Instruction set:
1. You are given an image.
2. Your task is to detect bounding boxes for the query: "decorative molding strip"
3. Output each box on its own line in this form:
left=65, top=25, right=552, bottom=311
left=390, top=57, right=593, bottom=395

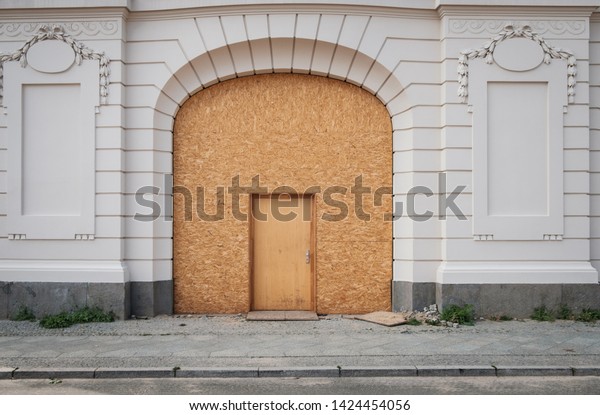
left=543, top=234, right=563, bottom=241
left=448, top=19, right=586, bottom=37
left=8, top=234, right=26, bottom=240
left=0, top=25, right=110, bottom=105
left=474, top=234, right=494, bottom=241
left=457, top=24, right=576, bottom=104
left=74, top=234, right=95, bottom=240
left=0, top=21, right=119, bottom=39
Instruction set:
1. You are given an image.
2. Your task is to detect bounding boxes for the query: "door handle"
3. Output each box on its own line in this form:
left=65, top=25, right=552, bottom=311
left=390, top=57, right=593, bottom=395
left=305, top=249, right=310, bottom=264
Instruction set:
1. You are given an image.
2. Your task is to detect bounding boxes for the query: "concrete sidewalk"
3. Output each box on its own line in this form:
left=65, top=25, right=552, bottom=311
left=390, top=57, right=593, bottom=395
left=0, top=315, right=599, bottom=378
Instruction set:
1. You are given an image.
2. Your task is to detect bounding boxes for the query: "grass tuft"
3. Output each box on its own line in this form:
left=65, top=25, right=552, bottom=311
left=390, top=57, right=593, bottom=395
left=440, top=304, right=475, bottom=325
left=531, top=305, right=555, bottom=322
left=575, top=308, right=600, bottom=323
left=12, top=306, right=36, bottom=322
left=39, top=307, right=115, bottom=329
left=557, top=305, right=573, bottom=320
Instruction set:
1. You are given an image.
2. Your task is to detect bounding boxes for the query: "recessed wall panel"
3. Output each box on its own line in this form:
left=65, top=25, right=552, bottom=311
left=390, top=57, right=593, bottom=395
left=22, top=84, right=82, bottom=216
left=487, top=82, right=548, bottom=217
left=470, top=57, right=566, bottom=240
left=5, top=59, right=98, bottom=239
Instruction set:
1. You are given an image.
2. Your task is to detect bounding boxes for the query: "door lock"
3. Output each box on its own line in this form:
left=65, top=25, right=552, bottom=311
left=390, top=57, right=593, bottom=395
left=305, top=249, right=311, bottom=264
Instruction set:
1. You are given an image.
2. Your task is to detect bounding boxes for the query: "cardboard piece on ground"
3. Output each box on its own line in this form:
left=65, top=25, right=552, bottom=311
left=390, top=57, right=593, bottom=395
left=355, top=311, right=407, bottom=327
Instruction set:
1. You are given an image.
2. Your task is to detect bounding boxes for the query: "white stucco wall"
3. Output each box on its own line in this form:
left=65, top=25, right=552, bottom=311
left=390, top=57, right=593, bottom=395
left=0, top=0, right=599, bottom=315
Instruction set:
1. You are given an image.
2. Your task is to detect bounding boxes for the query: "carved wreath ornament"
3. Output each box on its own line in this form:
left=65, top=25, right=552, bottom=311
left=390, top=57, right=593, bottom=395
left=458, top=24, right=576, bottom=103
left=0, top=24, right=110, bottom=105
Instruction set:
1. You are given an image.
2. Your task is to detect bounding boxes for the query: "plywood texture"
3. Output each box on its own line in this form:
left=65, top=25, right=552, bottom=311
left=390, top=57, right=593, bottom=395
left=252, top=195, right=313, bottom=311
left=173, top=74, right=392, bottom=314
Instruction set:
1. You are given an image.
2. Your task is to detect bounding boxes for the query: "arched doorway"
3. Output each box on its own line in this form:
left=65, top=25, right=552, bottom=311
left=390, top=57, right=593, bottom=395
left=173, top=73, right=392, bottom=314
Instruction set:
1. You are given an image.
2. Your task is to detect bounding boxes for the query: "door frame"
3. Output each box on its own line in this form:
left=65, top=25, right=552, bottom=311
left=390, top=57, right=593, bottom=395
left=248, top=192, right=317, bottom=311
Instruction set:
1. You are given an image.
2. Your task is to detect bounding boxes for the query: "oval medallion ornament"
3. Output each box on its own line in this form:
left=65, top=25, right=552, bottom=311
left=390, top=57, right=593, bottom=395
left=493, top=37, right=544, bottom=72
left=27, top=39, right=75, bottom=73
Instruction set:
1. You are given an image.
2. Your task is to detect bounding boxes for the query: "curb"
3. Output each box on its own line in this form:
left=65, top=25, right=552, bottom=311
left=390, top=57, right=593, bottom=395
left=3, top=366, right=600, bottom=379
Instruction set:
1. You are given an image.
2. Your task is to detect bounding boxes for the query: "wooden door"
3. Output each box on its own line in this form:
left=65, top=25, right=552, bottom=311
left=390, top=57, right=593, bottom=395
left=251, top=194, right=314, bottom=310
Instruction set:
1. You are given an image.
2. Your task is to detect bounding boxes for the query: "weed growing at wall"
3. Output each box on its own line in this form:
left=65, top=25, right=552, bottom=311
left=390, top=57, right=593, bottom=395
left=39, top=307, right=115, bottom=329
left=440, top=304, right=475, bottom=325
left=576, top=308, right=600, bottom=322
left=12, top=306, right=36, bottom=322
left=532, top=305, right=600, bottom=322
left=557, top=305, right=573, bottom=320
left=531, top=305, right=555, bottom=321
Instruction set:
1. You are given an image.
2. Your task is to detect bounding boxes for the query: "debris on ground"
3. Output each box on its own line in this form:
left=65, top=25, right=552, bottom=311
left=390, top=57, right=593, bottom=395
left=354, top=311, right=407, bottom=327
left=347, top=304, right=453, bottom=328
left=405, top=304, right=444, bottom=326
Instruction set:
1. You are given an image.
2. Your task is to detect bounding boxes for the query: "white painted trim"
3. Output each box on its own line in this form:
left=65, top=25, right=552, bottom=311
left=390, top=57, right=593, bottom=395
left=0, top=260, right=129, bottom=283
left=0, top=24, right=111, bottom=105
left=437, top=261, right=599, bottom=284
left=458, top=24, right=576, bottom=104
left=2, top=0, right=597, bottom=12
left=4, top=60, right=98, bottom=239
left=0, top=0, right=436, bottom=11
left=0, top=3, right=595, bottom=290
left=469, top=58, right=566, bottom=240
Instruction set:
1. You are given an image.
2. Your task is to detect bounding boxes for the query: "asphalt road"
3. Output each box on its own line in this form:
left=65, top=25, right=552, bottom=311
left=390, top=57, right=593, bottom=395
left=1, top=376, right=600, bottom=395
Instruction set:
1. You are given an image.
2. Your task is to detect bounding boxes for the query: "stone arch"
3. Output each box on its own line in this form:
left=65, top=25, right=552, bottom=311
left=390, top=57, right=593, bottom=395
left=150, top=35, right=415, bottom=314
left=154, top=38, right=410, bottom=125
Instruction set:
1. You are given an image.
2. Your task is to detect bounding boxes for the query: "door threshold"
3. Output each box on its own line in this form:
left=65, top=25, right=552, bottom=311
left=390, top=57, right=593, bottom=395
left=246, top=311, right=318, bottom=321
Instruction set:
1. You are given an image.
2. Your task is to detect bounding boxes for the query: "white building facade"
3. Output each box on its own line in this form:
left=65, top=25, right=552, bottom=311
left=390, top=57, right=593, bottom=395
left=1, top=0, right=599, bottom=318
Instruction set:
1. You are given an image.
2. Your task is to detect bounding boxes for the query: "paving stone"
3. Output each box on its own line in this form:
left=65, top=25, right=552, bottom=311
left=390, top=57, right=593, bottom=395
left=340, top=366, right=417, bottom=377
left=571, top=367, right=600, bottom=376
left=177, top=367, right=259, bottom=378
left=0, top=317, right=599, bottom=378
left=458, top=366, right=497, bottom=376
left=12, top=367, right=95, bottom=379
left=0, top=367, right=15, bottom=379
left=495, top=366, right=573, bottom=377
left=416, top=366, right=462, bottom=377
left=258, top=367, right=339, bottom=377
left=94, top=367, right=175, bottom=378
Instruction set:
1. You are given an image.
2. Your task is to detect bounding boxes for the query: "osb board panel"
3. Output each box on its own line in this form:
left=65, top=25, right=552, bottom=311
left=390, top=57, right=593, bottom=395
left=316, top=192, right=391, bottom=242
left=173, top=73, right=392, bottom=314
left=316, top=241, right=392, bottom=314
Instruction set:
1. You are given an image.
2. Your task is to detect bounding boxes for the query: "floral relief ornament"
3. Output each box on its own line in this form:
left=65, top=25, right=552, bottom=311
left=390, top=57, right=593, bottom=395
left=0, top=21, right=119, bottom=38
left=0, top=24, right=110, bottom=105
left=457, top=23, right=576, bottom=104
